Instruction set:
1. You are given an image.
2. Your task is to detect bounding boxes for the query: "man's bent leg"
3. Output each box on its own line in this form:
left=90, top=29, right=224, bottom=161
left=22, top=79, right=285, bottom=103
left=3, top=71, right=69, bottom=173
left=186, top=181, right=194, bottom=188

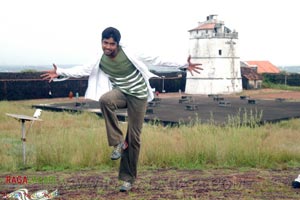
left=99, top=89, right=127, bottom=147
left=119, top=95, right=147, bottom=184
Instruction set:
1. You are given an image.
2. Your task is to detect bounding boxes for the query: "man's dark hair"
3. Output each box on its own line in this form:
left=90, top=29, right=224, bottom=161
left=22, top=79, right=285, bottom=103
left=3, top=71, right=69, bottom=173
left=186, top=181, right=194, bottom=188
left=102, top=27, right=121, bottom=45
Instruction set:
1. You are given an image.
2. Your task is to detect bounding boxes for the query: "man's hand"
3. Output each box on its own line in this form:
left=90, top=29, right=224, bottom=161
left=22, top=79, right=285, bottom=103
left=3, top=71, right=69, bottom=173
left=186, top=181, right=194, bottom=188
left=187, top=55, right=203, bottom=76
left=40, top=64, right=59, bottom=83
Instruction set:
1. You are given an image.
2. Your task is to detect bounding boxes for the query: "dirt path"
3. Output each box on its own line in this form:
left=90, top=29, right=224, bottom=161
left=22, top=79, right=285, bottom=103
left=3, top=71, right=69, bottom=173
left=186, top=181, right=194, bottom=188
left=1, top=168, right=300, bottom=199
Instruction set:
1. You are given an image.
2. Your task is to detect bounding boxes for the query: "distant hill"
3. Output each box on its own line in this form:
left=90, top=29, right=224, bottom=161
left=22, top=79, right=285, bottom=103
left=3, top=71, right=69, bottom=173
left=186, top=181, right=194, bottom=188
left=0, top=64, right=182, bottom=73
left=278, top=66, right=300, bottom=74
left=0, top=65, right=77, bottom=72
left=1, top=64, right=300, bottom=74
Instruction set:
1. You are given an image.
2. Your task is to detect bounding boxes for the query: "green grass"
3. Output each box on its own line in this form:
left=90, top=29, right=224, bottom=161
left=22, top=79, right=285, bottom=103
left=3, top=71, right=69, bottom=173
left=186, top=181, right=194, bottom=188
left=1, top=100, right=300, bottom=171
left=262, top=81, right=300, bottom=91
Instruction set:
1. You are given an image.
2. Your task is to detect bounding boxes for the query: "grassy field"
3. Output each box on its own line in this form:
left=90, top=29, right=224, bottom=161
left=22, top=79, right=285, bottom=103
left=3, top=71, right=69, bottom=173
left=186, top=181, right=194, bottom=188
left=1, top=98, right=300, bottom=172
left=1, top=97, right=300, bottom=199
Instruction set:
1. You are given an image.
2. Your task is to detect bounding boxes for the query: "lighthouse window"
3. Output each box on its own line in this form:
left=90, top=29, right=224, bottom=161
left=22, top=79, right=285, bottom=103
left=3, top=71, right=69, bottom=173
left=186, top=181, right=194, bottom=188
left=218, top=49, right=222, bottom=55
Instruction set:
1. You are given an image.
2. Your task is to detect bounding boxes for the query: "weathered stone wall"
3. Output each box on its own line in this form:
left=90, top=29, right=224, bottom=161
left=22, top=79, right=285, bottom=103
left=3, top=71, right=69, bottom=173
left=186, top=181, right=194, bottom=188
left=0, top=72, right=88, bottom=100
left=0, top=72, right=186, bottom=100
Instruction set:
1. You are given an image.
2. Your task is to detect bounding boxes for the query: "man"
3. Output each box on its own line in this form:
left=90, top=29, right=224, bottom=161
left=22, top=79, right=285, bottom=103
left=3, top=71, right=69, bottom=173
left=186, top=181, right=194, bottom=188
left=292, top=174, right=300, bottom=188
left=41, top=27, right=202, bottom=192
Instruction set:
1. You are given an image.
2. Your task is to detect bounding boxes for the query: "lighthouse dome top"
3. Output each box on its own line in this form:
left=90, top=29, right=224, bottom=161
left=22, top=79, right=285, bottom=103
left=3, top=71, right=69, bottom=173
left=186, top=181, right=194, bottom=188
left=188, top=15, right=238, bottom=39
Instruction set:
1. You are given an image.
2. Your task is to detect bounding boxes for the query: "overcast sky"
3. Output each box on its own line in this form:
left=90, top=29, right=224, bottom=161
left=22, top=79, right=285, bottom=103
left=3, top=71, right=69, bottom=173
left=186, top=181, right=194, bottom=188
left=0, top=0, right=299, bottom=67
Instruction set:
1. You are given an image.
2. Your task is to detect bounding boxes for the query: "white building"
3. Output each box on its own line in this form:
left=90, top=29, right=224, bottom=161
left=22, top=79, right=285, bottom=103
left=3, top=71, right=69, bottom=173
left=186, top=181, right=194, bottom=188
left=185, top=15, right=243, bottom=94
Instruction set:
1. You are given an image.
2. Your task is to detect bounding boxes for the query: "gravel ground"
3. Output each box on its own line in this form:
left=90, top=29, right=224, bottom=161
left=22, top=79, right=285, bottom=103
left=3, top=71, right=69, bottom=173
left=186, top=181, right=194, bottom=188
left=1, top=168, right=300, bottom=199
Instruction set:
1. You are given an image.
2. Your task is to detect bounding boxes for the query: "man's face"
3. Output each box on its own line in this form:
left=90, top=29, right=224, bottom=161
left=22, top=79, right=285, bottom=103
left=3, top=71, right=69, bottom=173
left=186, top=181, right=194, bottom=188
left=102, top=37, right=118, bottom=58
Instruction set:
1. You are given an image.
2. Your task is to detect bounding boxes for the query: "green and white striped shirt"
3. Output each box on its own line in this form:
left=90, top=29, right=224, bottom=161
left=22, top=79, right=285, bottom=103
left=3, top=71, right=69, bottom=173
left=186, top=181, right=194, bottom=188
left=100, top=47, right=148, bottom=99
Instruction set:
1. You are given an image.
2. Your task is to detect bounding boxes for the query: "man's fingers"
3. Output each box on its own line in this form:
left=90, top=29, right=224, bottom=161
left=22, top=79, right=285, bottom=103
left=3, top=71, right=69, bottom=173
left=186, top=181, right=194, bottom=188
left=194, top=63, right=202, bottom=66
left=191, top=64, right=203, bottom=70
left=53, top=63, right=57, bottom=70
left=40, top=73, right=49, bottom=78
left=40, top=72, right=55, bottom=83
left=41, top=74, right=50, bottom=80
left=40, top=70, right=53, bottom=79
left=43, top=75, right=54, bottom=83
left=187, top=66, right=202, bottom=76
left=194, top=66, right=203, bottom=70
left=187, top=68, right=194, bottom=76
left=189, top=68, right=201, bottom=74
left=193, top=69, right=201, bottom=74
left=187, top=55, right=191, bottom=64
left=40, top=64, right=57, bottom=81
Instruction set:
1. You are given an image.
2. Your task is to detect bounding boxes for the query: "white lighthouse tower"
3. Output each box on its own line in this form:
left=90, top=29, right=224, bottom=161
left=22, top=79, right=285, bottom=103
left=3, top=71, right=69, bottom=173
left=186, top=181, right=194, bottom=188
left=185, top=15, right=242, bottom=94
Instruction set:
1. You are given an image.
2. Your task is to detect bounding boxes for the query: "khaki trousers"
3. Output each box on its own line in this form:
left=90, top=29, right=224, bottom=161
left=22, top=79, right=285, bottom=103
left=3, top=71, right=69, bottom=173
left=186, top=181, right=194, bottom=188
left=99, top=89, right=147, bottom=183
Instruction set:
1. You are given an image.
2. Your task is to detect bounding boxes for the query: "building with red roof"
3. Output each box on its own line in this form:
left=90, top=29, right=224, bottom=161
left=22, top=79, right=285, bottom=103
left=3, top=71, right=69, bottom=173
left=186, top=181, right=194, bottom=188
left=243, top=61, right=280, bottom=74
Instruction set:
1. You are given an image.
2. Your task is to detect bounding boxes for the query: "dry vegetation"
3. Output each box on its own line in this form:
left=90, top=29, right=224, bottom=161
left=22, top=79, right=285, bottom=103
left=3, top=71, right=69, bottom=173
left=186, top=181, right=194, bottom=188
left=1, top=89, right=300, bottom=199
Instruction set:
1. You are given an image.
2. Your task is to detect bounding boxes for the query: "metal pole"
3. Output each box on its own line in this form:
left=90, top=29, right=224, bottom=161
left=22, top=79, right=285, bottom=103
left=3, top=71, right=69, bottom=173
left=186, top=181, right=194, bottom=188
left=21, top=119, right=26, bottom=165
left=162, top=76, right=165, bottom=93
left=285, top=73, right=287, bottom=86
